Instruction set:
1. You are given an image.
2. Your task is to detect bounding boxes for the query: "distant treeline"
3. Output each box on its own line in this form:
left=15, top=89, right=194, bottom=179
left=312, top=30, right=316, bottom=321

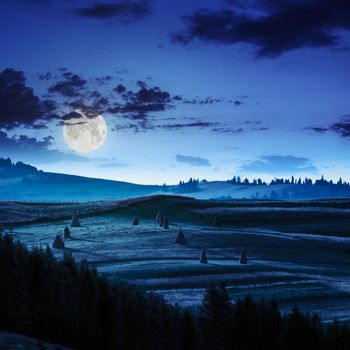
left=1, top=234, right=349, bottom=350
left=177, top=178, right=200, bottom=193
left=228, top=175, right=350, bottom=187
left=0, top=157, right=38, bottom=174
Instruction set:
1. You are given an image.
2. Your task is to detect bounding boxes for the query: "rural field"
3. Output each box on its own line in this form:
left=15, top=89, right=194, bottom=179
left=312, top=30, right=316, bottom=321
left=2, top=195, right=350, bottom=324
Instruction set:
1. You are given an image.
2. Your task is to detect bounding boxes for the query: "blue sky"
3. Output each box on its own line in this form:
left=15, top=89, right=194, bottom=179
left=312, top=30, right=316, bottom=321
left=1, top=0, right=350, bottom=184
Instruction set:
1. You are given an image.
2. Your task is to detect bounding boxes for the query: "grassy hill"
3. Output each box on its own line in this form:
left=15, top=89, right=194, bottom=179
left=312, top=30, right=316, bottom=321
left=0, top=170, right=162, bottom=201
left=3, top=195, right=350, bottom=325
left=2, top=157, right=350, bottom=201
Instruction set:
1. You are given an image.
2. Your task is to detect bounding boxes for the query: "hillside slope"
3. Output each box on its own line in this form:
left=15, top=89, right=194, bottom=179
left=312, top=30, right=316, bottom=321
left=0, top=170, right=162, bottom=201
left=1, top=157, right=350, bottom=201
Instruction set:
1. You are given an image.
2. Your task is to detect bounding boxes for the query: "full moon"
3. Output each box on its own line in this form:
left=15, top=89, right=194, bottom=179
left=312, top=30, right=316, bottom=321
left=63, top=111, right=108, bottom=153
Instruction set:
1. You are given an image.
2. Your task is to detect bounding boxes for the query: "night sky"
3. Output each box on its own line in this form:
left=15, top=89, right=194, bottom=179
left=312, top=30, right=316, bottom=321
left=1, top=0, right=350, bottom=184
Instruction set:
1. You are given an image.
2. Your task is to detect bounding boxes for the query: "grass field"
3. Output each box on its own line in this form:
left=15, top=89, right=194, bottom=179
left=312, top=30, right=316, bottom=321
left=2, top=195, right=350, bottom=323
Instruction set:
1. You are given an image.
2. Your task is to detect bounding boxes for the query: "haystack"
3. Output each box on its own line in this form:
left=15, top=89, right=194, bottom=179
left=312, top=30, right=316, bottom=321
left=163, top=217, right=169, bottom=229
left=156, top=211, right=163, bottom=224
left=213, top=216, right=219, bottom=227
left=52, top=234, right=64, bottom=249
left=239, top=248, right=247, bottom=264
left=71, top=215, right=80, bottom=227
left=159, top=215, right=165, bottom=227
left=64, top=226, right=70, bottom=239
left=174, top=231, right=186, bottom=245
left=200, top=250, right=208, bottom=264
left=132, top=217, right=139, bottom=225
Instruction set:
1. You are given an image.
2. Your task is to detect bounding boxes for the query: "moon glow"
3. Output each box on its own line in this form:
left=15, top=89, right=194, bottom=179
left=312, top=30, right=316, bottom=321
left=63, top=111, right=108, bottom=153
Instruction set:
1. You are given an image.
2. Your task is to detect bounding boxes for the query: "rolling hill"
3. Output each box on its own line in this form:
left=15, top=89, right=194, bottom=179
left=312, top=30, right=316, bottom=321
left=2, top=157, right=350, bottom=201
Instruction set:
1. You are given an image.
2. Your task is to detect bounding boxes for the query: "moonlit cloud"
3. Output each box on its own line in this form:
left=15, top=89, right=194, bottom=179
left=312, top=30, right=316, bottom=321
left=176, top=154, right=211, bottom=167
left=240, top=155, right=318, bottom=175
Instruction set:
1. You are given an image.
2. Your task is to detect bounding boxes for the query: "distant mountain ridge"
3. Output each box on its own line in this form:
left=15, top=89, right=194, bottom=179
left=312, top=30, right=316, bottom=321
left=1, top=157, right=350, bottom=201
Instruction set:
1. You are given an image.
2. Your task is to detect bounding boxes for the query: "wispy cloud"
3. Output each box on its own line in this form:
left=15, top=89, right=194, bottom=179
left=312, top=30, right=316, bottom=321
left=176, top=154, right=211, bottom=167
left=72, top=1, right=151, bottom=21
left=0, top=130, right=87, bottom=163
left=240, top=155, right=318, bottom=174
left=306, top=115, right=350, bottom=139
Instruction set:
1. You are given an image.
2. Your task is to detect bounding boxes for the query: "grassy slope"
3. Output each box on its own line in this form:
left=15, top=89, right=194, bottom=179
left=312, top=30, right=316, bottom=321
left=4, top=195, right=350, bottom=322
left=0, top=171, right=161, bottom=201
left=0, top=331, right=71, bottom=350
left=3, top=194, right=350, bottom=234
left=2, top=166, right=350, bottom=202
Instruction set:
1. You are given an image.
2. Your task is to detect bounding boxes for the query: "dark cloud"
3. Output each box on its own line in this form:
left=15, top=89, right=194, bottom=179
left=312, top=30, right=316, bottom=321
left=182, top=97, right=223, bottom=105
left=240, top=155, right=317, bottom=174
left=161, top=121, right=219, bottom=131
left=61, top=111, right=84, bottom=121
left=0, top=0, right=49, bottom=4
left=224, top=0, right=315, bottom=12
left=176, top=154, right=211, bottom=167
left=46, top=75, right=176, bottom=125
left=114, top=84, right=127, bottom=94
left=43, top=70, right=229, bottom=129
left=212, top=123, right=268, bottom=134
left=48, top=72, right=87, bottom=97
left=211, top=127, right=243, bottom=134
left=109, top=81, right=175, bottom=119
left=108, top=83, right=232, bottom=122
left=0, top=68, right=56, bottom=129
left=174, top=0, right=350, bottom=57
left=36, top=69, right=237, bottom=135
left=115, top=82, right=171, bottom=105
left=306, top=116, right=350, bottom=138
left=113, top=119, right=219, bottom=134
left=253, top=127, right=269, bottom=131
left=113, top=120, right=154, bottom=133
left=91, top=97, right=110, bottom=111
left=72, top=1, right=151, bottom=21
left=305, top=126, right=329, bottom=134
left=113, top=115, right=268, bottom=134
left=95, top=75, right=114, bottom=85
left=330, top=119, right=350, bottom=138
left=38, top=72, right=53, bottom=81
left=0, top=130, right=87, bottom=163
left=0, top=131, right=53, bottom=150
left=57, top=108, right=102, bottom=127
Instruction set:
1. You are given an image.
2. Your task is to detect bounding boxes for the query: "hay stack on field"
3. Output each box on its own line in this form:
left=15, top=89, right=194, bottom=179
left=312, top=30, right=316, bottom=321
left=132, top=217, right=139, bottom=225
left=156, top=212, right=163, bottom=224
left=239, top=249, right=247, bottom=264
left=64, top=226, right=70, bottom=239
left=175, top=231, right=186, bottom=245
left=200, top=250, right=208, bottom=264
left=52, top=234, right=64, bottom=249
left=163, top=217, right=169, bottom=229
left=159, top=215, right=165, bottom=227
left=71, top=215, right=80, bottom=227
left=213, top=216, right=219, bottom=227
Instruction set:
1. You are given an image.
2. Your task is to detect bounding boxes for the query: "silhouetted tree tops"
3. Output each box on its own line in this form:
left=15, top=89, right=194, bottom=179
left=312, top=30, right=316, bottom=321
left=178, top=178, right=200, bottom=193
left=1, top=234, right=349, bottom=350
left=228, top=175, right=350, bottom=187
left=0, top=156, right=38, bottom=172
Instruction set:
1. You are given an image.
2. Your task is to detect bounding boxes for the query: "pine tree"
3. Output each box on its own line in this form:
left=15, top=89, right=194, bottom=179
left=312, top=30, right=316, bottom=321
left=200, top=284, right=233, bottom=350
